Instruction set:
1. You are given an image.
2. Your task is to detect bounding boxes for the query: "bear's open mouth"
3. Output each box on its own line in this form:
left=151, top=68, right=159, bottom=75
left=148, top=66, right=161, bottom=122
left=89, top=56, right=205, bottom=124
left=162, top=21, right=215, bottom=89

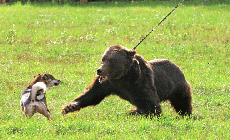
left=99, top=76, right=108, bottom=83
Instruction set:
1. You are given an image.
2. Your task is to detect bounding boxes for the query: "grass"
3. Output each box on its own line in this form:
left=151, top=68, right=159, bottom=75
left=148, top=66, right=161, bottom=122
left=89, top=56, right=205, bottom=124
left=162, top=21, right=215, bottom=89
left=0, top=0, right=229, bottom=139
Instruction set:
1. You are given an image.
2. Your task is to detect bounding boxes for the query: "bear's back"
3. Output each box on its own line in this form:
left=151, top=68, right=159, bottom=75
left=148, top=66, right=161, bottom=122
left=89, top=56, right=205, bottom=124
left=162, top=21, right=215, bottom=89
left=148, top=59, right=187, bottom=101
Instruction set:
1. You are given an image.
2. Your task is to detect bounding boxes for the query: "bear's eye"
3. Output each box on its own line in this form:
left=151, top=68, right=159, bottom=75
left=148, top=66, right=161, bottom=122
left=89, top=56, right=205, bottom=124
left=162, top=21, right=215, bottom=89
left=109, top=58, right=116, bottom=63
left=101, top=57, right=107, bottom=63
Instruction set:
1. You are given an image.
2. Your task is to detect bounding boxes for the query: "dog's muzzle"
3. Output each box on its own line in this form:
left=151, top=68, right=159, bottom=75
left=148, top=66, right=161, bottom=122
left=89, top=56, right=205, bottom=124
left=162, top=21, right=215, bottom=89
left=54, top=80, right=61, bottom=86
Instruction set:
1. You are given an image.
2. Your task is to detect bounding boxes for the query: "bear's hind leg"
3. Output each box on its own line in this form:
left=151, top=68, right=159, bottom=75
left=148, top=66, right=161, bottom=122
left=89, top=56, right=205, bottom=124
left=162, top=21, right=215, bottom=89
left=169, top=83, right=192, bottom=116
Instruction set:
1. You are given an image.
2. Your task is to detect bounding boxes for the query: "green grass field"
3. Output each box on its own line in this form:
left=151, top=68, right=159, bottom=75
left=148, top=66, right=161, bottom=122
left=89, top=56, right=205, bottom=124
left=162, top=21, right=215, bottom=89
left=0, top=1, right=229, bottom=139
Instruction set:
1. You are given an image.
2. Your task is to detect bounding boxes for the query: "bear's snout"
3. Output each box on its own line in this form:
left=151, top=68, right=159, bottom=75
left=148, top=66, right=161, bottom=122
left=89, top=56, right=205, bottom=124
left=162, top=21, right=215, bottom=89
left=97, top=69, right=103, bottom=75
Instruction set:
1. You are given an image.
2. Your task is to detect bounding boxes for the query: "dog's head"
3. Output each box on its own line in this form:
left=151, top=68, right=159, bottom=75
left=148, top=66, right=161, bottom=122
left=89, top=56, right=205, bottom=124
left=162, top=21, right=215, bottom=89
left=97, top=45, right=136, bottom=83
left=33, top=73, right=61, bottom=87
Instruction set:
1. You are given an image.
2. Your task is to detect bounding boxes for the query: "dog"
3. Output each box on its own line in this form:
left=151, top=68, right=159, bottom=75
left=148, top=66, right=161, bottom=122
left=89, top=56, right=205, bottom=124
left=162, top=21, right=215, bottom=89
left=20, top=73, right=60, bottom=120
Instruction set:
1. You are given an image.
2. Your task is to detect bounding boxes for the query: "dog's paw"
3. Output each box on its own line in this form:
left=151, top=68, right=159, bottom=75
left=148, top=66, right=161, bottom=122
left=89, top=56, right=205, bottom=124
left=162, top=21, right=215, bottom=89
left=61, top=102, right=80, bottom=115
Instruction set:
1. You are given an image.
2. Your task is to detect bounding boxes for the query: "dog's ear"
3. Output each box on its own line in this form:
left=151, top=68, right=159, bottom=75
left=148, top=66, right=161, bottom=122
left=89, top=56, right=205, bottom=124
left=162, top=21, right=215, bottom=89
left=34, top=74, right=40, bottom=78
left=42, top=74, right=48, bottom=80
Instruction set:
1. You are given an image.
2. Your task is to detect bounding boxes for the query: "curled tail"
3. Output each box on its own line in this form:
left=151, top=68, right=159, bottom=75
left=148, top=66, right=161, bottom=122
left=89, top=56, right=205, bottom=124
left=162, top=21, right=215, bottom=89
left=31, top=82, right=46, bottom=102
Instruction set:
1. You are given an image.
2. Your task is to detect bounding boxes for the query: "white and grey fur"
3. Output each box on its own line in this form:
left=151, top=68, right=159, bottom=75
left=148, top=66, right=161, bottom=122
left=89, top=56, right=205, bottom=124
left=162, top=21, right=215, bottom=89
left=20, top=73, right=60, bottom=120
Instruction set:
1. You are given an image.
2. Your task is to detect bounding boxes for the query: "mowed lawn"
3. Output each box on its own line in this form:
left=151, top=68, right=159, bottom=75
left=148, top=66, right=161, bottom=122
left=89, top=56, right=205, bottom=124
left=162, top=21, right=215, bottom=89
left=0, top=1, right=229, bottom=139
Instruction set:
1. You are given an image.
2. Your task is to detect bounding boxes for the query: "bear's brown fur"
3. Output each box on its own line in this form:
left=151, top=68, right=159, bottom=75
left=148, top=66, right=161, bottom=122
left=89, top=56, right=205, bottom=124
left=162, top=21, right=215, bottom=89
left=62, top=45, right=192, bottom=116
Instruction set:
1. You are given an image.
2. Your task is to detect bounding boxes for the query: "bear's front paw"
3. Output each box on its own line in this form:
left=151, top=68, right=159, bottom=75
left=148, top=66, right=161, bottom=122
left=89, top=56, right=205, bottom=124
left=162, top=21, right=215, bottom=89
left=61, top=102, right=80, bottom=115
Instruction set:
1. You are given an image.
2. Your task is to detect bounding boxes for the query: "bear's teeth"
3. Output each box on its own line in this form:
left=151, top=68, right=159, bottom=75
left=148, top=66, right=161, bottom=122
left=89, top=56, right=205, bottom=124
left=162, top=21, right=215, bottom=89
left=99, top=76, right=103, bottom=83
left=99, top=76, right=108, bottom=83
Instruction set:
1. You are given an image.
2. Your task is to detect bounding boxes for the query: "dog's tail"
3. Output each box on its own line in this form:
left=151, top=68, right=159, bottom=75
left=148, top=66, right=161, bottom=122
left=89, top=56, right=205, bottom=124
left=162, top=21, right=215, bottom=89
left=31, top=82, right=46, bottom=102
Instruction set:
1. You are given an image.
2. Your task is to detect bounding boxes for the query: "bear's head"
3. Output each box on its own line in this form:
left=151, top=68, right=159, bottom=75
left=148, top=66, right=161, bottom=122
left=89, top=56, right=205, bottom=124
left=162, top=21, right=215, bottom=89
left=97, top=45, right=136, bottom=83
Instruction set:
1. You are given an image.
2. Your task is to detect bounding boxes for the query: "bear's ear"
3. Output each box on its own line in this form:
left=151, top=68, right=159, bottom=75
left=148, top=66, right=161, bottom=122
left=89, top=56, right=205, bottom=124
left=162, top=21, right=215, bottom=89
left=127, top=49, right=136, bottom=57
left=133, top=59, right=142, bottom=84
left=133, top=59, right=140, bottom=70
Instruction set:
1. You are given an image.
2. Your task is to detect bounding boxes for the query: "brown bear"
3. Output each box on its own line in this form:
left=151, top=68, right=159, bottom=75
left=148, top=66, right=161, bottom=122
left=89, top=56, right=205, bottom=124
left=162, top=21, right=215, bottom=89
left=62, top=45, right=192, bottom=116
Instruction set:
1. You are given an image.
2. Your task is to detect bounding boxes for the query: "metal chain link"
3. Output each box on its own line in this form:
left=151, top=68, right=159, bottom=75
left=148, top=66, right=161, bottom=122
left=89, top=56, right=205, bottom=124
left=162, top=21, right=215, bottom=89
left=132, top=0, right=185, bottom=50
